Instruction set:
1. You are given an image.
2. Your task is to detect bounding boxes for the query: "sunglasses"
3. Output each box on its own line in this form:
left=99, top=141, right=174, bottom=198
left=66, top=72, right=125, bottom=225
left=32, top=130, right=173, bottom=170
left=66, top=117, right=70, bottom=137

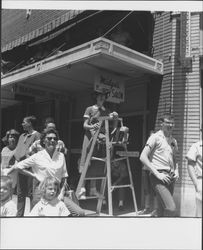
left=46, top=137, right=58, bottom=141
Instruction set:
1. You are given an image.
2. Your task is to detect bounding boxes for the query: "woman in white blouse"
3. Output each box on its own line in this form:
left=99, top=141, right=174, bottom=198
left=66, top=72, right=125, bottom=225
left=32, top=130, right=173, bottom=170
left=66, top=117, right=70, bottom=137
left=7, top=128, right=84, bottom=216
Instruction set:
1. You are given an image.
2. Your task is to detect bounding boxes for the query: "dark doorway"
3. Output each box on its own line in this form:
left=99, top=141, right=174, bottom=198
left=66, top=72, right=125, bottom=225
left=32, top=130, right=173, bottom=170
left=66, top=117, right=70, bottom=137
left=123, top=114, right=144, bottom=209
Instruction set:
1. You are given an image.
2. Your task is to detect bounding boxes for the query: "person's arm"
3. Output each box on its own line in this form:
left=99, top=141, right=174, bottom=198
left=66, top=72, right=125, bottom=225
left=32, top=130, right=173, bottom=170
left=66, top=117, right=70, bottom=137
left=187, top=160, right=201, bottom=193
left=140, top=146, right=171, bottom=184
left=83, top=118, right=100, bottom=131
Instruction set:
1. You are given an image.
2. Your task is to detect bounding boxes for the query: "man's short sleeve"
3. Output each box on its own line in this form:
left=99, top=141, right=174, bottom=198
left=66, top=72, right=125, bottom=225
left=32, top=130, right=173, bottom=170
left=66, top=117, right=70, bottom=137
left=145, top=133, right=157, bottom=150
left=83, top=106, right=92, bottom=119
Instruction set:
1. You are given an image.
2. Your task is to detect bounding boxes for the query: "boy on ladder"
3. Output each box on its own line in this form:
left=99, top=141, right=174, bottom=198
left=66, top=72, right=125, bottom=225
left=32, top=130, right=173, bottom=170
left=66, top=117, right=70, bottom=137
left=78, top=90, right=118, bottom=198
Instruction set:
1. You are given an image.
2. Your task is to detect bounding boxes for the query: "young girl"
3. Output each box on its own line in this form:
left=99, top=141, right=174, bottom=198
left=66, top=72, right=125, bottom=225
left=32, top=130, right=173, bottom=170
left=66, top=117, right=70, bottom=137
left=0, top=176, right=17, bottom=217
left=29, top=177, right=70, bottom=216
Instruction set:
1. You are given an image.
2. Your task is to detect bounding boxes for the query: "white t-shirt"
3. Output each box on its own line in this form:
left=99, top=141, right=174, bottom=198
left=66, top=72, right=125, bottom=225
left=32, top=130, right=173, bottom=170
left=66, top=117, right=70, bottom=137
left=16, top=149, right=68, bottom=183
left=0, top=199, right=17, bottom=217
left=186, top=140, right=202, bottom=178
left=145, top=130, right=178, bottom=171
left=29, top=198, right=70, bottom=216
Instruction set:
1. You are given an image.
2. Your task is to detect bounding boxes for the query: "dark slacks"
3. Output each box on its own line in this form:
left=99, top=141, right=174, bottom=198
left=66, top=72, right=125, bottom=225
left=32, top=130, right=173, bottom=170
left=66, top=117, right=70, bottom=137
left=149, top=173, right=176, bottom=217
left=17, top=173, right=33, bottom=217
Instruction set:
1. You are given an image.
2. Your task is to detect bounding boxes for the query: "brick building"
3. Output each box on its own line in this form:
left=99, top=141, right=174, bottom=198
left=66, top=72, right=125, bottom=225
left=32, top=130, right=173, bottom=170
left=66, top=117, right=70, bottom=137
left=1, top=9, right=202, bottom=216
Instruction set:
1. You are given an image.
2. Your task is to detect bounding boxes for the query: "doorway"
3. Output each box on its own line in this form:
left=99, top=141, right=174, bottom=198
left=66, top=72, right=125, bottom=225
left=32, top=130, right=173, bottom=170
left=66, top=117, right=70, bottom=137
left=123, top=114, right=144, bottom=209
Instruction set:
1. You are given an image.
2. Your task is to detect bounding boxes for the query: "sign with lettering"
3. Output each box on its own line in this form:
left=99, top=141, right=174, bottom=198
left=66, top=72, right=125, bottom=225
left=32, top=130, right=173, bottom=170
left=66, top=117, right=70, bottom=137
left=12, top=83, right=68, bottom=100
left=180, top=12, right=191, bottom=59
left=94, top=71, right=125, bottom=103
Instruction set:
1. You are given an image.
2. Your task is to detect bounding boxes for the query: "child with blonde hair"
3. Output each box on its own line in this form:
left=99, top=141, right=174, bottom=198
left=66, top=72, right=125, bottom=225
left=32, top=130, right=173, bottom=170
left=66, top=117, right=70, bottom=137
left=0, top=175, right=17, bottom=217
left=29, top=177, right=70, bottom=216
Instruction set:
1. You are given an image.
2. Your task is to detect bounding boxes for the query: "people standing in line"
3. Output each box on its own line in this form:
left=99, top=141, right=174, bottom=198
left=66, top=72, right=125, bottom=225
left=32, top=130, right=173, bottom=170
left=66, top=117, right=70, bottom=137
left=1, top=129, right=20, bottom=191
left=140, top=113, right=179, bottom=217
left=29, top=117, right=67, bottom=155
left=186, top=127, right=202, bottom=217
left=29, top=177, right=70, bottom=217
left=79, top=90, right=118, bottom=197
left=0, top=176, right=17, bottom=217
left=14, top=115, right=41, bottom=217
left=7, top=128, right=85, bottom=216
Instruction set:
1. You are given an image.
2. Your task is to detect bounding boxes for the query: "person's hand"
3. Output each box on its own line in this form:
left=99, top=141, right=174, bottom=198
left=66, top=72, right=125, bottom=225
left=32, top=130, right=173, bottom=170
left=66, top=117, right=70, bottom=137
left=156, top=172, right=171, bottom=184
left=109, top=112, right=118, bottom=119
left=92, top=123, right=100, bottom=131
left=195, top=182, right=202, bottom=194
left=174, top=169, right=179, bottom=181
left=33, top=173, right=40, bottom=182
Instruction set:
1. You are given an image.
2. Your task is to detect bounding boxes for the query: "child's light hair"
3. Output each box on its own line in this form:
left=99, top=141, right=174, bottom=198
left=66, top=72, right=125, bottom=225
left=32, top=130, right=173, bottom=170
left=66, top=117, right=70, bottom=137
left=0, top=175, right=13, bottom=196
left=39, top=177, right=61, bottom=198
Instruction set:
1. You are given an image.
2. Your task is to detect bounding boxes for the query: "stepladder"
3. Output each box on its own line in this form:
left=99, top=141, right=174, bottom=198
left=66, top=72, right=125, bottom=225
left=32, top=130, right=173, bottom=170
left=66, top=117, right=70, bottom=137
left=76, top=116, right=138, bottom=216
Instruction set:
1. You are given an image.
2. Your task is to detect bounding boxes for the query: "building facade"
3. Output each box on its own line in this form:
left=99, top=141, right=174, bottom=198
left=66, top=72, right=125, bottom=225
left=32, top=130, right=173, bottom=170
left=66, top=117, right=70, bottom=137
left=1, top=9, right=202, bottom=216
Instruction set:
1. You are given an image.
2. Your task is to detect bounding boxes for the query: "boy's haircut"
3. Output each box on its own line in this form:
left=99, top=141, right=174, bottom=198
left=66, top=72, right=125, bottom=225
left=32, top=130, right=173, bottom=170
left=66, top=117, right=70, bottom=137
left=39, top=177, right=61, bottom=197
left=1, top=175, right=13, bottom=192
left=159, top=113, right=174, bottom=122
left=24, top=115, right=37, bottom=128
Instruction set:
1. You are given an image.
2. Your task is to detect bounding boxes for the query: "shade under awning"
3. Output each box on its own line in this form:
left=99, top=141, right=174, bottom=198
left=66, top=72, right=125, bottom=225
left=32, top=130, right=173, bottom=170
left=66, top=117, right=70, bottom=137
left=1, top=38, right=163, bottom=101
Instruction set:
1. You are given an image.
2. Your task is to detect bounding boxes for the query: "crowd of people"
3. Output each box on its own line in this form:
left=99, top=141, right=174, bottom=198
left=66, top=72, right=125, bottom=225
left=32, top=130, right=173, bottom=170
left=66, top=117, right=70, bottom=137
left=0, top=92, right=202, bottom=218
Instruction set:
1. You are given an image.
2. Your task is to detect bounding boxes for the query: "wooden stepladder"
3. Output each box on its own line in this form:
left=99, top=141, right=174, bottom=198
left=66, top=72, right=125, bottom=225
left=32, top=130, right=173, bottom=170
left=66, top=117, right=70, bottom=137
left=76, top=116, right=138, bottom=216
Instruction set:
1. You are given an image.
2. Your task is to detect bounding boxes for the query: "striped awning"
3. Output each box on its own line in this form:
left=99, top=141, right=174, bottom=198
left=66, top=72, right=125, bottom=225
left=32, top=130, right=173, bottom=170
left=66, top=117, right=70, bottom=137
left=2, top=10, right=85, bottom=53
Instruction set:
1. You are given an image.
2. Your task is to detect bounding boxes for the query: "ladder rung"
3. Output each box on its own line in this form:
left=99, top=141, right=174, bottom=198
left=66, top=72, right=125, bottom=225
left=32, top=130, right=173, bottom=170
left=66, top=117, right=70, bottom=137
left=91, top=157, right=106, bottom=162
left=79, top=195, right=105, bottom=200
left=84, top=177, right=106, bottom=180
left=111, top=184, right=132, bottom=189
left=111, top=157, right=127, bottom=162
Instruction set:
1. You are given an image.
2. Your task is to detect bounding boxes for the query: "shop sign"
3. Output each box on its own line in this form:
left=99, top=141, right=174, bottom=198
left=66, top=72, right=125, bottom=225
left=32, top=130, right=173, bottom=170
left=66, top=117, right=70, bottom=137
left=12, top=83, right=68, bottom=100
left=94, top=71, right=125, bottom=103
left=180, top=12, right=191, bottom=59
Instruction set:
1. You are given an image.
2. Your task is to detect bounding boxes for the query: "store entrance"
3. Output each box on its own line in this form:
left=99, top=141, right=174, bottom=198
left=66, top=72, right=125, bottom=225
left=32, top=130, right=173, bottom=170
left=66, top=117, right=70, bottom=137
left=123, top=114, right=144, bottom=209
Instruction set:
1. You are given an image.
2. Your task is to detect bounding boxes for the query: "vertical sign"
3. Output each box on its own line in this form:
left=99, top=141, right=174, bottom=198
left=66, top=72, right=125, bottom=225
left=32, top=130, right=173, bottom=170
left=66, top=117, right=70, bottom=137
left=180, top=12, right=191, bottom=59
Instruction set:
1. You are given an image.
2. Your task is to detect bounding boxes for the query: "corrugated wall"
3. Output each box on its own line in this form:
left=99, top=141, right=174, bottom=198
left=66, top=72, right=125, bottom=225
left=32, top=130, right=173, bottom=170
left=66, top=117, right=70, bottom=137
left=152, top=12, right=173, bottom=127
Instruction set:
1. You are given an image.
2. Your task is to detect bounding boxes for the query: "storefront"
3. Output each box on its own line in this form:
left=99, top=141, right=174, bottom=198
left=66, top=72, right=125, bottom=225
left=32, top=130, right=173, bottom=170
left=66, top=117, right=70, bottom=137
left=1, top=37, right=163, bottom=209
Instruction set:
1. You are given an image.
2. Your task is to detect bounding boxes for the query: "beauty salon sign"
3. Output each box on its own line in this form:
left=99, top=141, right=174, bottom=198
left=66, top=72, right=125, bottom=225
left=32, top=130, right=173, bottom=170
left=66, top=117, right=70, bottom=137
left=94, top=71, right=125, bottom=103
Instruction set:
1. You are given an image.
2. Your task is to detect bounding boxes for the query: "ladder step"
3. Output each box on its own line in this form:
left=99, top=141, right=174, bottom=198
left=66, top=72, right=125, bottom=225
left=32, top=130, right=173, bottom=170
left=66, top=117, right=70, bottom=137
left=79, top=195, right=105, bottom=200
left=111, top=157, right=127, bottom=162
left=91, top=157, right=106, bottom=162
left=84, top=177, right=106, bottom=180
left=111, top=184, right=132, bottom=189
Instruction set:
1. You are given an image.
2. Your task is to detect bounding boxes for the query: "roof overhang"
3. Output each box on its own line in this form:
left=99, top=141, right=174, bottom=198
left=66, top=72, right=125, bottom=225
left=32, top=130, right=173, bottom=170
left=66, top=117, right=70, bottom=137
left=1, top=38, right=163, bottom=95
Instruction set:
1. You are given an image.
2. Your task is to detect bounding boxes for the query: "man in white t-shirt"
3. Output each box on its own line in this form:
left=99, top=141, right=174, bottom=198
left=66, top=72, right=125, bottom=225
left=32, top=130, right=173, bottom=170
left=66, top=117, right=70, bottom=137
left=186, top=128, right=202, bottom=217
left=140, top=113, right=179, bottom=217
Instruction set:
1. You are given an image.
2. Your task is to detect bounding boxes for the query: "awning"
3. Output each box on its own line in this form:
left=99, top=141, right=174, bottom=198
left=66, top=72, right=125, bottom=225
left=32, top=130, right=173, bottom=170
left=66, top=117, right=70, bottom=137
left=2, top=10, right=86, bottom=52
left=1, top=38, right=163, bottom=102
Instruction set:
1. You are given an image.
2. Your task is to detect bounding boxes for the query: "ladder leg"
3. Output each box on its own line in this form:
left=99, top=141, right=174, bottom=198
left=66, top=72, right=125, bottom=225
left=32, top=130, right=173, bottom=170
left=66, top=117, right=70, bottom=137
left=124, top=144, right=138, bottom=213
left=96, top=177, right=107, bottom=214
left=76, top=123, right=102, bottom=198
left=105, top=119, right=113, bottom=216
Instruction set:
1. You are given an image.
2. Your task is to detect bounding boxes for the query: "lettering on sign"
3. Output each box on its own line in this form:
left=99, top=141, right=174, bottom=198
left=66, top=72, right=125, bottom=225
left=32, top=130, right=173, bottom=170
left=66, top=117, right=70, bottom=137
left=94, top=71, right=125, bottom=103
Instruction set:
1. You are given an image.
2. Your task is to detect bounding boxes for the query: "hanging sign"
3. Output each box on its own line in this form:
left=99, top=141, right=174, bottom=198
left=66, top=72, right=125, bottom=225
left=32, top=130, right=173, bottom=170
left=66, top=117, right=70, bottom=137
left=94, top=71, right=125, bottom=103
